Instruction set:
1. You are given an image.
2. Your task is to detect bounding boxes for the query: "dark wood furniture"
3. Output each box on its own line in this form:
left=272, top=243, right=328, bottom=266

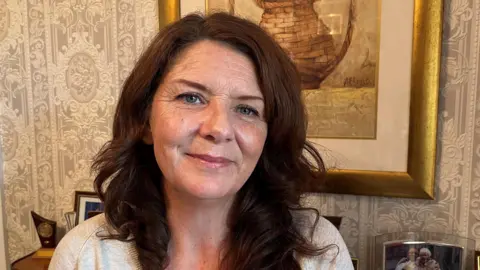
left=12, top=248, right=54, bottom=270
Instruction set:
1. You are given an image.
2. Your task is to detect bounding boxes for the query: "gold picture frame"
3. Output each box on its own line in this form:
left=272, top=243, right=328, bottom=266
left=157, top=0, right=442, bottom=199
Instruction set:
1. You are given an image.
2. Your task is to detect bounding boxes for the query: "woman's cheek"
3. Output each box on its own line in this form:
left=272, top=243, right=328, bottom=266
left=233, top=120, right=267, bottom=150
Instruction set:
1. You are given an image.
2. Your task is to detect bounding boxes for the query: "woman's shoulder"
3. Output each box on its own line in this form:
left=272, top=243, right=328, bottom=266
left=62, top=213, right=109, bottom=243
left=293, top=210, right=354, bottom=270
left=292, top=209, right=342, bottom=242
left=49, top=214, right=138, bottom=269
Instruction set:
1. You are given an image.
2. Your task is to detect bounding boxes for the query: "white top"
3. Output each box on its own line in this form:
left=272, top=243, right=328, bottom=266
left=49, top=213, right=354, bottom=270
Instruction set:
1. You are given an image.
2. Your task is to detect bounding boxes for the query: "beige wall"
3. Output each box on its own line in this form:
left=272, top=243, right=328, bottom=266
left=0, top=146, right=10, bottom=269
left=0, top=0, right=480, bottom=269
left=0, top=0, right=159, bottom=262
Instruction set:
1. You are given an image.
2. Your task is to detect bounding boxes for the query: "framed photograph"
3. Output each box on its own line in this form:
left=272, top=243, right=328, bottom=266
left=374, top=232, right=475, bottom=270
left=384, top=242, right=463, bottom=270
left=73, top=191, right=104, bottom=225
left=158, top=0, right=442, bottom=198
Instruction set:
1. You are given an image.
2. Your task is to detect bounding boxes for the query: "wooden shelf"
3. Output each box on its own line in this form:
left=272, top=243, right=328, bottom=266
left=12, top=248, right=54, bottom=270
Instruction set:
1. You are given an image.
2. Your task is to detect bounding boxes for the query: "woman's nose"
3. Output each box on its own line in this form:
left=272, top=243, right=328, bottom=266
left=198, top=103, right=234, bottom=143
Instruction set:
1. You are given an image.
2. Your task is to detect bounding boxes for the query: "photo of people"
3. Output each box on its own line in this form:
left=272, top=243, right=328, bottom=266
left=74, top=191, right=104, bottom=224
left=84, top=201, right=104, bottom=220
left=385, top=242, right=463, bottom=270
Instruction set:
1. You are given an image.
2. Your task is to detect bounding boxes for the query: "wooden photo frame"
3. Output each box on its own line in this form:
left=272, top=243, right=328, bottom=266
left=73, top=191, right=104, bottom=225
left=475, top=250, right=480, bottom=270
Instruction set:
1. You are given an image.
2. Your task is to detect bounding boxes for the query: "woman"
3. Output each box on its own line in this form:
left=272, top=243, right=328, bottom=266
left=415, top=248, right=440, bottom=270
left=50, top=12, right=353, bottom=269
left=395, top=247, right=417, bottom=270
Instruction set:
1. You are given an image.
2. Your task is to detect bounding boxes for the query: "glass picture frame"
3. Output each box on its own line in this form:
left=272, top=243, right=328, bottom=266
left=374, top=231, right=475, bottom=270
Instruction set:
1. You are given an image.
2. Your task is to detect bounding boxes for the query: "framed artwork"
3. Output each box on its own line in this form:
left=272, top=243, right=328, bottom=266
left=475, top=251, right=480, bottom=270
left=73, top=191, right=104, bottom=225
left=158, top=0, right=442, bottom=198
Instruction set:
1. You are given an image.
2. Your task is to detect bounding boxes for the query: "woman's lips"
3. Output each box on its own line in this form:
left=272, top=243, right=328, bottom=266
left=186, top=153, right=233, bottom=168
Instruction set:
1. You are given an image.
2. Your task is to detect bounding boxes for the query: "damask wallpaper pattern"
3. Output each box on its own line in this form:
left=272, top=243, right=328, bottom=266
left=0, top=0, right=479, bottom=269
left=0, top=0, right=159, bottom=262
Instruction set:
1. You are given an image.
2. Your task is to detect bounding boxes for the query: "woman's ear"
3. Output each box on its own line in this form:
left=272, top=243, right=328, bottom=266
left=142, top=126, right=153, bottom=145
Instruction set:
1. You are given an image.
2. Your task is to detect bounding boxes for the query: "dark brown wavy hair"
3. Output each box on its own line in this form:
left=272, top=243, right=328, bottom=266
left=92, top=12, right=331, bottom=270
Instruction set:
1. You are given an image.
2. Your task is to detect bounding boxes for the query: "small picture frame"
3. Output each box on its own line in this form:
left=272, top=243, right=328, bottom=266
left=374, top=231, right=475, bottom=270
left=74, top=191, right=104, bottom=225
left=384, top=241, right=462, bottom=270
left=351, top=257, right=359, bottom=270
left=475, top=250, right=480, bottom=270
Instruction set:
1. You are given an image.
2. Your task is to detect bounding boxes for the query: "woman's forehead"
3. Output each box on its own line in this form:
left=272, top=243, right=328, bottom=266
left=162, top=40, right=262, bottom=96
left=170, top=41, right=255, bottom=75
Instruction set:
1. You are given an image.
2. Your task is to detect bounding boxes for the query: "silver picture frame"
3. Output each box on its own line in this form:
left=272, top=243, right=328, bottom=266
left=374, top=231, right=475, bottom=270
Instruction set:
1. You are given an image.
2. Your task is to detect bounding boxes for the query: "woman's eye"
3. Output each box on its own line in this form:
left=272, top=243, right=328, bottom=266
left=177, top=93, right=203, bottom=104
left=237, top=105, right=259, bottom=117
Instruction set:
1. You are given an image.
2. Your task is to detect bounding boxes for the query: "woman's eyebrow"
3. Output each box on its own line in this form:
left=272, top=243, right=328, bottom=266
left=170, top=79, right=210, bottom=93
left=170, top=78, right=263, bottom=101
left=234, top=95, right=264, bottom=102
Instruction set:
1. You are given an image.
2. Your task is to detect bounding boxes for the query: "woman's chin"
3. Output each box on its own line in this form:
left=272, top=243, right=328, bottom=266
left=185, top=187, right=236, bottom=201
left=178, top=180, right=239, bottom=201
left=165, top=170, right=241, bottom=200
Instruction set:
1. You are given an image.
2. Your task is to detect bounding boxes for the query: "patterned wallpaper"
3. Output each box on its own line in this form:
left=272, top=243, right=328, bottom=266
left=0, top=0, right=159, bottom=262
left=0, top=0, right=479, bottom=269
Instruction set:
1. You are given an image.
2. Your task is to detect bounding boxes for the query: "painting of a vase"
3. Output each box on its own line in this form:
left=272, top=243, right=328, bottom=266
left=255, top=0, right=354, bottom=89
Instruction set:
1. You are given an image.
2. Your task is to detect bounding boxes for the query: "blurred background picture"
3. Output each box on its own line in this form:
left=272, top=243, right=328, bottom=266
left=385, top=243, right=463, bottom=270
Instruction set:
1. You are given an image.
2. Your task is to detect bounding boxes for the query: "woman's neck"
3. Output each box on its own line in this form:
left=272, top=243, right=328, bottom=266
left=164, top=186, right=234, bottom=269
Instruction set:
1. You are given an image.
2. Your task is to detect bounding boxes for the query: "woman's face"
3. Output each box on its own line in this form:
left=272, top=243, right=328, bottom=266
left=146, top=40, right=268, bottom=201
left=408, top=247, right=417, bottom=261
